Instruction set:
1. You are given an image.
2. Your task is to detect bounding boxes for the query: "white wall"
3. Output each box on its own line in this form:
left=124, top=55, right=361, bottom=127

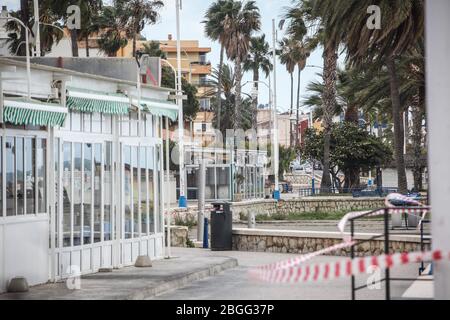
left=427, top=0, right=450, bottom=299
left=0, top=215, right=49, bottom=293
left=381, top=168, right=427, bottom=190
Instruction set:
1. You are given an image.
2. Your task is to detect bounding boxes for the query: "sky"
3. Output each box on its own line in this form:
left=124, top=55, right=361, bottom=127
left=4, top=0, right=324, bottom=113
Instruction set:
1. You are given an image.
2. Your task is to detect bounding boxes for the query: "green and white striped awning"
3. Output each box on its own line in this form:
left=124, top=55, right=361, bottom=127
left=2, top=98, right=67, bottom=127
left=132, top=97, right=179, bottom=121
left=66, top=87, right=131, bottom=115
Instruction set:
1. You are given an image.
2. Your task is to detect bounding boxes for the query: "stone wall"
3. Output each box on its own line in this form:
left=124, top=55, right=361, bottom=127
left=231, top=198, right=385, bottom=222
left=170, top=198, right=385, bottom=224
left=165, top=226, right=189, bottom=248
left=232, top=229, right=429, bottom=257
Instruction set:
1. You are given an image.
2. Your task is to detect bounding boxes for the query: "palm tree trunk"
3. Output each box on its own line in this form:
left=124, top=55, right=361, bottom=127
left=295, top=67, right=301, bottom=147
left=70, top=29, right=79, bottom=57
left=133, top=34, right=137, bottom=57
left=19, top=0, right=30, bottom=57
left=85, top=35, right=90, bottom=57
left=412, top=90, right=425, bottom=191
left=252, top=67, right=259, bottom=131
left=386, top=56, right=408, bottom=193
left=234, top=57, right=243, bottom=130
left=344, top=104, right=359, bottom=124
left=216, top=45, right=225, bottom=134
left=321, top=46, right=338, bottom=190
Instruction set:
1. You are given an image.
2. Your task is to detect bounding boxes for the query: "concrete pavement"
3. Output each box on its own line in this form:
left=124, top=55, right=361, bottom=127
left=153, top=249, right=426, bottom=300
left=0, top=248, right=237, bottom=300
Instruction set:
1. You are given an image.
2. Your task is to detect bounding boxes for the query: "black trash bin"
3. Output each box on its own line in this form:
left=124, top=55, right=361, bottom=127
left=210, top=202, right=233, bottom=251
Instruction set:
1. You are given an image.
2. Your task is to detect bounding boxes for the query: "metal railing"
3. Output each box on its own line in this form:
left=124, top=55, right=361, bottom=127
left=349, top=206, right=431, bottom=300
left=298, top=187, right=399, bottom=198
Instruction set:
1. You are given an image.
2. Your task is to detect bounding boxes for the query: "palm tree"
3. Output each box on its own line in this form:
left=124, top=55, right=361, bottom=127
left=294, top=42, right=310, bottom=147
left=326, top=0, right=424, bottom=193
left=119, top=0, right=164, bottom=57
left=203, top=0, right=238, bottom=132
left=278, top=37, right=298, bottom=146
left=141, top=41, right=167, bottom=59
left=221, top=0, right=261, bottom=130
left=243, top=35, right=273, bottom=130
left=77, top=0, right=103, bottom=57
left=96, top=4, right=129, bottom=57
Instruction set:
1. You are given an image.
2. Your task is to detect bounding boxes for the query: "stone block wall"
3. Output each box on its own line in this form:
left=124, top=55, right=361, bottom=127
left=165, top=226, right=189, bottom=248
left=232, top=229, right=429, bottom=257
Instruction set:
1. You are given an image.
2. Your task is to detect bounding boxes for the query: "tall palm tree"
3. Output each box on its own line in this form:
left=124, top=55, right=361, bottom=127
left=284, top=0, right=345, bottom=189
left=327, top=0, right=424, bottom=193
left=77, top=0, right=103, bottom=57
left=278, top=37, right=301, bottom=146
left=243, top=35, right=273, bottom=130
left=222, top=0, right=261, bottom=130
left=203, top=0, right=238, bottom=132
left=294, top=42, right=310, bottom=146
left=96, top=4, right=129, bottom=57
left=119, top=0, right=164, bottom=57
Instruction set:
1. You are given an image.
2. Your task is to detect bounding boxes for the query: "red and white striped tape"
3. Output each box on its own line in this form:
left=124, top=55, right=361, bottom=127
left=250, top=250, right=446, bottom=284
left=250, top=193, right=430, bottom=281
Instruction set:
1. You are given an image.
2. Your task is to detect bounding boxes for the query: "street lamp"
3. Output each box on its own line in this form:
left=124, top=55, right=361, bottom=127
left=175, top=0, right=187, bottom=208
left=272, top=19, right=280, bottom=201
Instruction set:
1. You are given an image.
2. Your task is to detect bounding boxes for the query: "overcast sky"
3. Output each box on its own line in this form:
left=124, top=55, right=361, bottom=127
left=4, top=0, right=324, bottom=113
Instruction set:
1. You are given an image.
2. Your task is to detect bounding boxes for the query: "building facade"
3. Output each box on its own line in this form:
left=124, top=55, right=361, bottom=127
left=0, top=58, right=177, bottom=292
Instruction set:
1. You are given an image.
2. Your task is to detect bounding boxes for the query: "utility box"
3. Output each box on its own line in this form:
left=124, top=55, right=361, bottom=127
left=210, top=202, right=233, bottom=251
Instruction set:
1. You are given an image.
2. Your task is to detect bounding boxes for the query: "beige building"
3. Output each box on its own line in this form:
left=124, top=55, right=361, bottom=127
left=257, top=108, right=291, bottom=148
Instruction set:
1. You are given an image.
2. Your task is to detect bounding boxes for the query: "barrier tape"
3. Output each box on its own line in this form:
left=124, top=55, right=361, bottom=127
left=249, top=250, right=445, bottom=284
left=250, top=193, right=430, bottom=281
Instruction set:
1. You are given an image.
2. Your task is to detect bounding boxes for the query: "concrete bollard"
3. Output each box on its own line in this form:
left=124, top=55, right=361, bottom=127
left=7, top=277, right=29, bottom=293
left=135, top=255, right=153, bottom=268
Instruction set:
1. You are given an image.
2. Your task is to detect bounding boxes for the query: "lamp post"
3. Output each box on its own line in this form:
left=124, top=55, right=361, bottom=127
left=33, top=0, right=41, bottom=57
left=175, top=0, right=187, bottom=208
left=272, top=19, right=280, bottom=201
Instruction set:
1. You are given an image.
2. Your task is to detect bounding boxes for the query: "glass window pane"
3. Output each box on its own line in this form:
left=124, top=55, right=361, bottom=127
left=124, top=146, right=132, bottom=239
left=140, top=147, right=148, bottom=237
left=63, top=142, right=72, bottom=247
left=205, top=167, right=216, bottom=200
left=132, top=147, right=139, bottom=238
left=73, top=143, right=82, bottom=246
left=103, top=114, right=112, bottom=134
left=25, top=138, right=36, bottom=214
left=92, top=113, right=102, bottom=133
left=37, top=139, right=46, bottom=213
left=83, top=113, right=91, bottom=133
left=54, top=139, right=59, bottom=247
left=104, top=142, right=112, bottom=241
left=93, top=144, right=102, bottom=243
left=71, top=112, right=82, bottom=132
left=130, top=113, right=138, bottom=137
left=121, top=114, right=130, bottom=137
left=16, top=137, right=24, bottom=215
left=148, top=147, right=155, bottom=234
left=145, top=114, right=153, bottom=137
left=62, top=112, right=70, bottom=131
left=6, top=138, right=15, bottom=216
left=84, top=143, right=92, bottom=245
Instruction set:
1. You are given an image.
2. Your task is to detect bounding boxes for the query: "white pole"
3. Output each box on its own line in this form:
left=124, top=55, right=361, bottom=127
left=176, top=0, right=187, bottom=207
left=165, top=116, right=172, bottom=258
left=426, top=0, right=450, bottom=299
left=33, top=0, right=41, bottom=57
left=272, top=19, right=280, bottom=200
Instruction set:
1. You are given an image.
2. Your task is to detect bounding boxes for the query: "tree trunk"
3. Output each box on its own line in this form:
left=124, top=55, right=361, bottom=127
left=19, top=0, right=30, bottom=57
left=412, top=91, right=425, bottom=192
left=344, top=104, right=359, bottom=124
left=70, top=29, right=79, bottom=57
left=344, top=167, right=361, bottom=191
left=295, top=67, right=301, bottom=147
left=216, top=45, right=225, bottom=134
left=252, top=67, right=259, bottom=131
left=386, top=56, right=408, bottom=193
left=234, top=57, right=243, bottom=130
left=85, top=35, right=90, bottom=57
left=133, top=34, right=137, bottom=57
left=321, top=46, right=338, bottom=191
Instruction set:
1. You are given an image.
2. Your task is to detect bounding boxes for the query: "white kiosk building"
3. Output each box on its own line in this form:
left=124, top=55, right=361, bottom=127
left=0, top=58, right=177, bottom=292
